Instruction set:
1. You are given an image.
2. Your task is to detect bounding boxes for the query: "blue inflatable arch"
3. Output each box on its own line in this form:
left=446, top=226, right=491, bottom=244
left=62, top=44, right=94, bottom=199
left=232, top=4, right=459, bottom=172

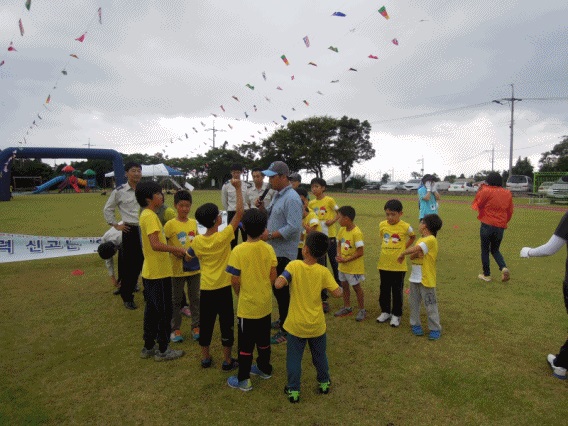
left=0, top=147, right=125, bottom=202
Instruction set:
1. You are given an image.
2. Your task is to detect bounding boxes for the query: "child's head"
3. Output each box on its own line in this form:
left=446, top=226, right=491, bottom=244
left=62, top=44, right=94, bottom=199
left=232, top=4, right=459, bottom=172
left=337, top=205, right=356, bottom=227
left=421, top=214, right=443, bottom=237
left=310, top=178, right=327, bottom=197
left=384, top=199, right=403, bottom=225
left=174, top=190, right=192, bottom=218
left=195, top=202, right=220, bottom=229
left=135, top=181, right=163, bottom=208
left=304, top=231, right=329, bottom=259
left=241, top=209, right=268, bottom=238
left=97, top=241, right=116, bottom=260
left=295, top=187, right=309, bottom=209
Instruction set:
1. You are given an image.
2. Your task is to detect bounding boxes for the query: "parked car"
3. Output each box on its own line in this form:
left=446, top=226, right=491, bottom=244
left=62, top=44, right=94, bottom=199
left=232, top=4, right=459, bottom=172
left=448, top=180, right=478, bottom=192
left=380, top=181, right=405, bottom=191
left=547, top=176, right=568, bottom=204
left=434, top=181, right=451, bottom=191
left=403, top=179, right=422, bottom=191
left=537, top=181, right=554, bottom=194
left=362, top=183, right=381, bottom=190
left=506, top=175, right=532, bottom=192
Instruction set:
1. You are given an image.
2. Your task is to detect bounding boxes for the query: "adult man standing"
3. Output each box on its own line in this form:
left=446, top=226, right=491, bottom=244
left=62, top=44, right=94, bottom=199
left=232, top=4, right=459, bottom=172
left=257, top=161, right=303, bottom=344
left=246, top=167, right=275, bottom=209
left=103, top=162, right=143, bottom=310
left=289, top=172, right=302, bottom=189
left=222, top=163, right=250, bottom=248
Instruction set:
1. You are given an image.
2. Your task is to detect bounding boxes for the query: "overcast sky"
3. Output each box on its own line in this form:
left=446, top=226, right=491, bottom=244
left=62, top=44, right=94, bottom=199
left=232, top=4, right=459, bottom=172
left=1, top=0, right=567, bottom=181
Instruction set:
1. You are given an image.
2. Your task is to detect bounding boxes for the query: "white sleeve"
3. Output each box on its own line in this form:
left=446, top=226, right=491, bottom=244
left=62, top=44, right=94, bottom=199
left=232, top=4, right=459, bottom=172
left=418, top=241, right=428, bottom=255
left=523, top=235, right=566, bottom=257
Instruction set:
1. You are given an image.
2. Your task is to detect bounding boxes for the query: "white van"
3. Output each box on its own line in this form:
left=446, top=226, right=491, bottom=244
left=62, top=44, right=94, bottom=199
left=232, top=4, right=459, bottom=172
left=506, top=175, right=532, bottom=192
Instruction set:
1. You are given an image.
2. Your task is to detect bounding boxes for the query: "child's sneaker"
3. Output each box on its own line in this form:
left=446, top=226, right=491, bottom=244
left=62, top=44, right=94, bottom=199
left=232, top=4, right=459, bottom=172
left=222, top=358, right=239, bottom=371
left=376, top=312, right=391, bottom=323
left=390, top=315, right=401, bottom=327
left=355, top=309, right=367, bottom=322
left=227, top=375, right=253, bottom=391
left=334, top=307, right=353, bottom=317
left=154, top=347, right=184, bottom=362
left=180, top=306, right=191, bottom=317
left=191, top=327, right=200, bottom=341
left=250, top=364, right=272, bottom=379
left=170, top=329, right=183, bottom=343
left=547, top=354, right=567, bottom=379
left=478, top=274, right=491, bottom=282
left=428, top=330, right=441, bottom=340
left=501, top=268, right=510, bottom=282
left=318, top=381, right=331, bottom=394
left=139, top=345, right=157, bottom=359
left=201, top=357, right=212, bottom=368
left=271, top=331, right=287, bottom=344
left=271, top=319, right=281, bottom=330
left=411, top=325, right=424, bottom=336
left=284, top=386, right=300, bottom=403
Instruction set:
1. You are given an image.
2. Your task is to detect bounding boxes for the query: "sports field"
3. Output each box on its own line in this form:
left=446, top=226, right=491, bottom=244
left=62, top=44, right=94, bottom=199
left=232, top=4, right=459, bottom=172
left=0, top=191, right=566, bottom=425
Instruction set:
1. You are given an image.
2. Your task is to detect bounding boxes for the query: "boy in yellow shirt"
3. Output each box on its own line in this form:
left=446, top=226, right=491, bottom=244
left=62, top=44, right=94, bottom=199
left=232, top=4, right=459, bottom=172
left=334, top=206, right=366, bottom=321
left=225, top=209, right=278, bottom=391
left=376, top=199, right=416, bottom=328
left=275, top=232, right=343, bottom=403
left=135, top=181, right=189, bottom=362
left=397, top=214, right=443, bottom=340
left=296, top=187, right=321, bottom=260
left=164, top=190, right=201, bottom=343
left=186, top=178, right=243, bottom=370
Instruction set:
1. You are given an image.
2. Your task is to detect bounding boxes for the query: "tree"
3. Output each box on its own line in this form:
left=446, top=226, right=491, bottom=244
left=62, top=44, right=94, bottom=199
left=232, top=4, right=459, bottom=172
left=539, top=136, right=568, bottom=172
left=443, top=175, right=456, bottom=183
left=329, top=116, right=375, bottom=189
left=381, top=173, right=390, bottom=183
left=472, top=170, right=493, bottom=182
left=11, top=158, right=54, bottom=183
left=200, top=148, right=246, bottom=188
left=512, top=156, right=534, bottom=176
left=410, top=171, right=422, bottom=179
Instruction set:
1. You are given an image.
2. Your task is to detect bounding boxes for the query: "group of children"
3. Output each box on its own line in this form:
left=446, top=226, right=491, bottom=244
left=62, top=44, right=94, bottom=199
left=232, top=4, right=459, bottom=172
left=114, top=174, right=444, bottom=403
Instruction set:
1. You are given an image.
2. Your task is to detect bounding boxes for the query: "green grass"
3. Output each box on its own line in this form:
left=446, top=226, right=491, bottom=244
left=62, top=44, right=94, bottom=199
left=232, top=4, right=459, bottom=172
left=1, top=191, right=567, bottom=425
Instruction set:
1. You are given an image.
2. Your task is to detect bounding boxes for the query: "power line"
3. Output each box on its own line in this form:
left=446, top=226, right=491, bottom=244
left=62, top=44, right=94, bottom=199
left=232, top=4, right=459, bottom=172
left=369, top=102, right=493, bottom=124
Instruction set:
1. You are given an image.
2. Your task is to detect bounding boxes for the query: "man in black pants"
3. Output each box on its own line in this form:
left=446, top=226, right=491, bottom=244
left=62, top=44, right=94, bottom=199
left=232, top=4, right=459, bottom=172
left=103, top=162, right=144, bottom=310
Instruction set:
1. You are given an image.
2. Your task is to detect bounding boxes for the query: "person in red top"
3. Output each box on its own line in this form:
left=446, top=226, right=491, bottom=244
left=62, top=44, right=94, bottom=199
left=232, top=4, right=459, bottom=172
left=472, top=172, right=514, bottom=282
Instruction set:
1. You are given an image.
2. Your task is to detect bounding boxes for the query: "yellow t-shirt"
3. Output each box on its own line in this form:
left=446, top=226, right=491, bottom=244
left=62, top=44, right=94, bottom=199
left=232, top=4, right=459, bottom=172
left=164, top=218, right=200, bottom=277
left=281, top=260, right=339, bottom=338
left=299, top=210, right=321, bottom=248
left=337, top=225, right=365, bottom=275
left=226, top=241, right=277, bottom=319
left=411, top=235, right=438, bottom=288
left=139, top=208, right=173, bottom=280
left=309, top=196, right=339, bottom=238
left=187, top=225, right=234, bottom=290
left=377, top=220, right=415, bottom=272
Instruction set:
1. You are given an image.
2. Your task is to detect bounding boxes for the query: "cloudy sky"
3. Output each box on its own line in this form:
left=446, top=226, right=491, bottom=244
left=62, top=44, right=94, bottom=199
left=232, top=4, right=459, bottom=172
left=1, top=0, right=567, bottom=181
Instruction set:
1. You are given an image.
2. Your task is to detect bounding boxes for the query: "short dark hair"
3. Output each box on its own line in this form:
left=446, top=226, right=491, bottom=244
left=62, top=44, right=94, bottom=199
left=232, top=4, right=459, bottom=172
left=295, top=187, right=309, bottom=199
left=231, top=163, right=243, bottom=171
left=338, top=205, right=356, bottom=221
left=310, top=178, right=327, bottom=188
left=486, top=172, right=502, bottom=187
left=422, top=214, right=443, bottom=237
left=305, top=232, right=329, bottom=258
left=251, top=167, right=262, bottom=173
left=124, top=161, right=142, bottom=172
left=384, top=199, right=403, bottom=212
left=241, top=209, right=267, bottom=238
left=97, top=241, right=116, bottom=260
left=174, top=190, right=192, bottom=205
left=195, top=203, right=219, bottom=228
left=135, top=181, right=162, bottom=207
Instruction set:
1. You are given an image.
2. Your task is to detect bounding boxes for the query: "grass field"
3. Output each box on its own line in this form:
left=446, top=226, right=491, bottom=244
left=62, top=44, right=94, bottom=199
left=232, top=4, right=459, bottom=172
left=0, top=190, right=567, bottom=425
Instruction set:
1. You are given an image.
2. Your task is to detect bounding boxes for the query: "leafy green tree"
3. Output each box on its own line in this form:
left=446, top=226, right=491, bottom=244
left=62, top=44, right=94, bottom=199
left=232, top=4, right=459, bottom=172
left=11, top=158, right=54, bottom=184
left=512, top=156, right=534, bottom=176
left=410, top=171, right=421, bottom=179
left=381, top=173, right=390, bottom=183
left=539, top=136, right=568, bottom=172
left=200, top=148, right=246, bottom=188
left=443, top=175, right=456, bottom=183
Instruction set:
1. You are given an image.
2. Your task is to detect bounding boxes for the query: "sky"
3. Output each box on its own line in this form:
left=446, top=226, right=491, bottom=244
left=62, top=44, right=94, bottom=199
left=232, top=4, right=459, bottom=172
left=1, top=0, right=567, bottom=182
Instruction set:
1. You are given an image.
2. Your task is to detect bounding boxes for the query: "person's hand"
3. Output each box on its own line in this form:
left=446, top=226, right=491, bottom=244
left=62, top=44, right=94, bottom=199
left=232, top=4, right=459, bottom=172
left=254, top=197, right=262, bottom=208
left=397, top=254, right=405, bottom=264
left=231, top=178, right=242, bottom=190
left=260, top=229, right=269, bottom=241
left=110, top=276, right=120, bottom=288
left=336, top=255, right=345, bottom=263
left=325, top=219, right=334, bottom=226
left=425, top=181, right=432, bottom=191
left=431, top=182, right=437, bottom=192
left=520, top=247, right=531, bottom=258
left=114, top=223, right=130, bottom=232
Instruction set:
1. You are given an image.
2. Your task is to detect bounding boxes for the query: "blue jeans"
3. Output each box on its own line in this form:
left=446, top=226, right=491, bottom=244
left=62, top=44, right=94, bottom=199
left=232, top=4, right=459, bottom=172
left=286, top=333, right=329, bottom=391
left=480, top=223, right=507, bottom=276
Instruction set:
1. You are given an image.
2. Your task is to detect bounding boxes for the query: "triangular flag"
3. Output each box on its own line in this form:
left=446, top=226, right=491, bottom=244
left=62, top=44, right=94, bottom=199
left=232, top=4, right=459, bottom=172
left=328, top=46, right=338, bottom=53
left=244, top=112, right=249, bottom=118
left=232, top=95, right=239, bottom=102
left=276, top=86, right=283, bottom=90
left=303, top=36, right=310, bottom=48
left=368, top=55, right=378, bottom=59
left=45, top=95, right=51, bottom=104
left=19, top=19, right=24, bottom=36
left=348, top=67, right=358, bottom=71
left=8, top=42, right=17, bottom=52
left=25, top=0, right=31, bottom=11
left=0, top=60, right=4, bottom=67
left=332, top=12, right=346, bottom=17
left=220, top=105, right=225, bottom=112
left=392, top=38, right=399, bottom=45
left=308, top=62, right=317, bottom=67
left=378, top=6, right=389, bottom=19
left=291, top=75, right=295, bottom=80
left=281, top=55, right=289, bottom=65
left=98, top=7, right=102, bottom=24
left=281, top=115, right=287, bottom=120
left=303, top=100, right=309, bottom=106
left=262, top=71, right=266, bottom=81
left=75, top=33, right=86, bottom=42
left=245, top=84, right=254, bottom=90
left=70, top=54, right=79, bottom=59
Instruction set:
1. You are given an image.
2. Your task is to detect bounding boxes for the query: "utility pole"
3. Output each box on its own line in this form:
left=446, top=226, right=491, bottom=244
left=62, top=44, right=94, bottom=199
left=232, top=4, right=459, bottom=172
left=492, top=84, right=521, bottom=178
left=484, top=145, right=495, bottom=171
left=417, top=156, right=424, bottom=176
left=82, top=138, right=96, bottom=149
left=204, top=121, right=226, bottom=149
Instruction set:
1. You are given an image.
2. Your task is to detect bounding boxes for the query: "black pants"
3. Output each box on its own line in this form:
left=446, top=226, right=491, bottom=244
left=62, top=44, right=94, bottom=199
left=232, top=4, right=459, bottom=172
left=227, top=211, right=247, bottom=249
left=379, top=270, right=406, bottom=317
left=273, top=257, right=291, bottom=333
left=199, top=286, right=235, bottom=347
left=237, top=315, right=272, bottom=381
left=143, top=277, right=173, bottom=352
left=120, top=226, right=143, bottom=303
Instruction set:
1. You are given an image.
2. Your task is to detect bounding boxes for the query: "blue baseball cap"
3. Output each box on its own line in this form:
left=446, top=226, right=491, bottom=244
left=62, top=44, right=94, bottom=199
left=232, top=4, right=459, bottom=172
left=262, top=161, right=289, bottom=177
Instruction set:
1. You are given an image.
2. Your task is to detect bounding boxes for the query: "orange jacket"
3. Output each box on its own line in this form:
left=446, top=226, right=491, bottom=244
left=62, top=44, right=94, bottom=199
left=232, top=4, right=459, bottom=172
left=472, top=185, right=513, bottom=229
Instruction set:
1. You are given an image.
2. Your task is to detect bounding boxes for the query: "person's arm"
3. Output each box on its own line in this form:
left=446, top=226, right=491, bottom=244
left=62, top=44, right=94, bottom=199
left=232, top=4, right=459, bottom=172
left=269, top=266, right=277, bottom=284
left=345, top=246, right=364, bottom=262
left=406, top=234, right=416, bottom=249
left=148, top=232, right=187, bottom=256
left=398, top=244, right=424, bottom=263
left=330, top=286, right=343, bottom=297
left=229, top=179, right=244, bottom=231
left=521, top=235, right=566, bottom=258
left=231, top=275, right=241, bottom=295
left=274, top=275, right=287, bottom=289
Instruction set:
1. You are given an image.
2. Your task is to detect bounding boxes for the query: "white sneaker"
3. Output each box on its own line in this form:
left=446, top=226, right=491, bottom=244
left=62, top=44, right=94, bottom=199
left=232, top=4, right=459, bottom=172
left=376, top=312, right=391, bottom=323
left=547, top=354, right=567, bottom=380
left=501, top=268, right=510, bottom=282
left=478, top=274, right=491, bottom=282
left=390, top=315, right=401, bottom=327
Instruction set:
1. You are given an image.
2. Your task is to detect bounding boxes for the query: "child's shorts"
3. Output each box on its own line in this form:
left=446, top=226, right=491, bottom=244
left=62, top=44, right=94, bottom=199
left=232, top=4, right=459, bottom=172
left=338, top=271, right=365, bottom=286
